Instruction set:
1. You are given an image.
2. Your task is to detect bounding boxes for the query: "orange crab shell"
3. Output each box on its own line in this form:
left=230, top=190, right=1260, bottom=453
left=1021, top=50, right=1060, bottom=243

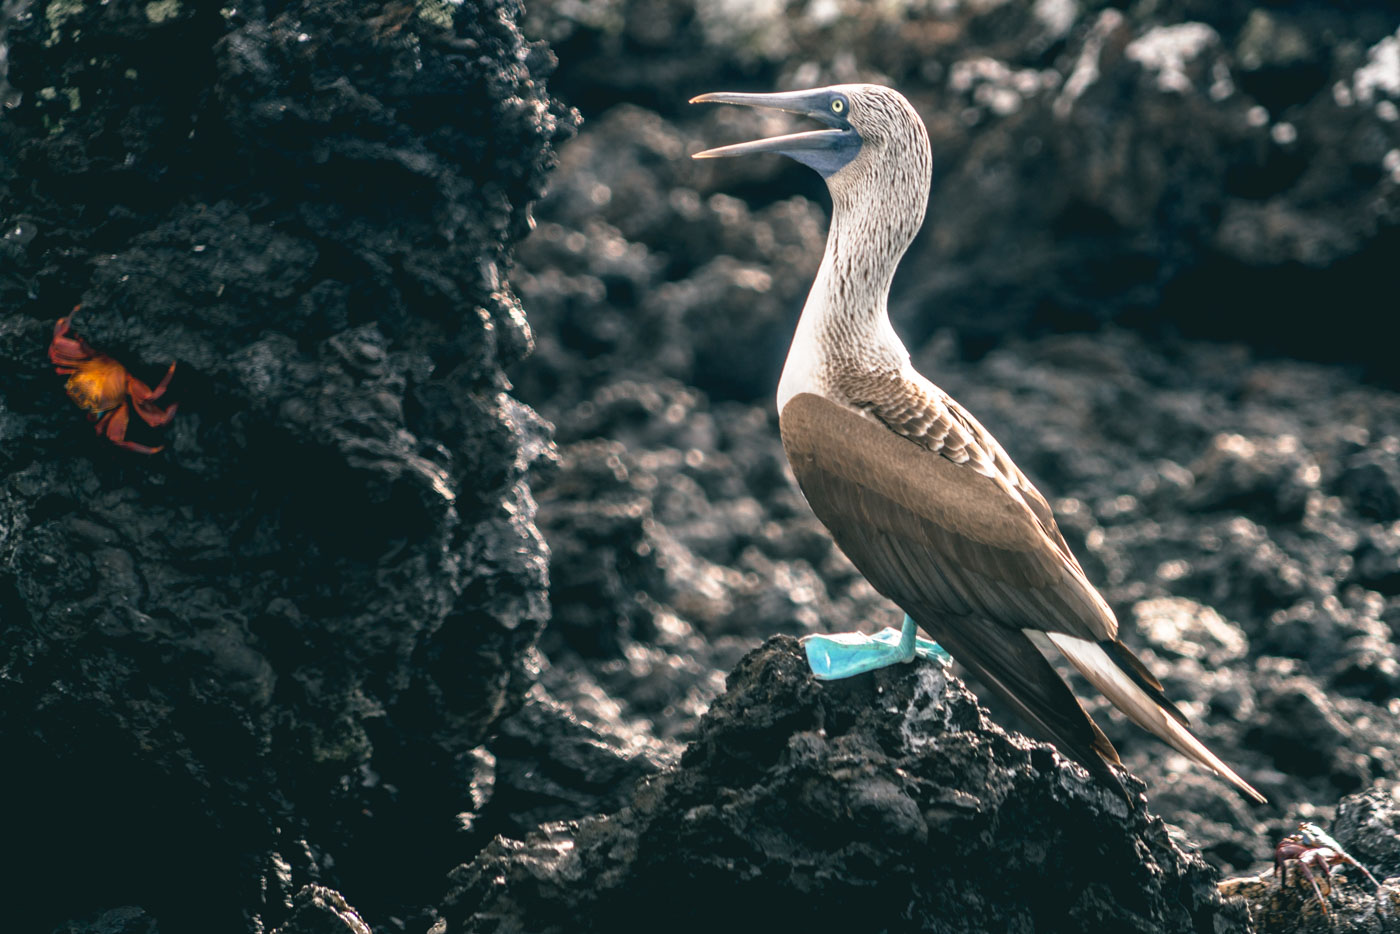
left=47, top=308, right=178, bottom=454
left=63, top=354, right=130, bottom=414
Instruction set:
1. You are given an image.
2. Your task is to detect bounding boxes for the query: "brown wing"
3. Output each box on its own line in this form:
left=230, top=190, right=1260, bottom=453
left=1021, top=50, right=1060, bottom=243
left=780, top=391, right=1131, bottom=779
left=852, top=382, right=1189, bottom=722
left=835, top=368, right=1106, bottom=610
left=781, top=391, right=1116, bottom=642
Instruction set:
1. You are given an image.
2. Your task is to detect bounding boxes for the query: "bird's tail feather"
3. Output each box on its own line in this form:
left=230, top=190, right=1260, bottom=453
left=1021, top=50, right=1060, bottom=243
left=1099, top=638, right=1192, bottom=727
left=917, top=618, right=1127, bottom=795
left=1043, top=632, right=1267, bottom=804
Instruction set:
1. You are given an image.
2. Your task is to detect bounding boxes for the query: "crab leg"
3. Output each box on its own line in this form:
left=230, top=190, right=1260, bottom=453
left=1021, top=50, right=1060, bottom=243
left=98, top=405, right=165, bottom=454
left=1295, top=860, right=1332, bottom=918
left=130, top=364, right=178, bottom=426
left=1338, top=853, right=1382, bottom=891
left=109, top=437, right=166, bottom=455
left=50, top=316, right=94, bottom=369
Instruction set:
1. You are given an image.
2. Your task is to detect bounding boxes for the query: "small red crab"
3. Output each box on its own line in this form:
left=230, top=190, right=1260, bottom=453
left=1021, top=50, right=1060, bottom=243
left=1274, top=822, right=1382, bottom=918
left=48, top=308, right=178, bottom=454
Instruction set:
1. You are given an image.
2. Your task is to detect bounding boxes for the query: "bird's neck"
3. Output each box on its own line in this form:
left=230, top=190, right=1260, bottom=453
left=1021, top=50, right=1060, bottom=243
left=823, top=189, right=920, bottom=305
left=777, top=187, right=922, bottom=412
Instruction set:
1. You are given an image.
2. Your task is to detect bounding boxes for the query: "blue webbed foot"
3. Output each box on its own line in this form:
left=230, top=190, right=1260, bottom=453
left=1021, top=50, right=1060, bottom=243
left=802, top=615, right=950, bottom=680
left=803, top=627, right=912, bottom=680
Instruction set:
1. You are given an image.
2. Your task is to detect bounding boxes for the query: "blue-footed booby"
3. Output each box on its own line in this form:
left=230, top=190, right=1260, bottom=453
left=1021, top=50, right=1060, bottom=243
left=691, top=84, right=1265, bottom=803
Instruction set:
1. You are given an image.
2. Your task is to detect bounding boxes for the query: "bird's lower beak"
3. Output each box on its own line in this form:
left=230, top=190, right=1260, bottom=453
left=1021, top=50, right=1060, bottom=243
left=690, top=89, right=849, bottom=160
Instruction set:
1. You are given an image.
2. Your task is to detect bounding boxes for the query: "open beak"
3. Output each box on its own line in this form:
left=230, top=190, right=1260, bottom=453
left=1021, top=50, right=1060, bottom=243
left=690, top=89, right=850, bottom=160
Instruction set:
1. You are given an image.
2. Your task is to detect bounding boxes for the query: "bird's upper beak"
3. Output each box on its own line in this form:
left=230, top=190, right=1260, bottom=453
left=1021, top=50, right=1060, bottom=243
left=690, top=89, right=850, bottom=160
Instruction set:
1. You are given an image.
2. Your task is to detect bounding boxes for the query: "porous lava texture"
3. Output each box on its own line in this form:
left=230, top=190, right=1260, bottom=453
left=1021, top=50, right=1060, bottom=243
left=441, top=638, right=1250, bottom=934
left=0, top=1, right=575, bottom=931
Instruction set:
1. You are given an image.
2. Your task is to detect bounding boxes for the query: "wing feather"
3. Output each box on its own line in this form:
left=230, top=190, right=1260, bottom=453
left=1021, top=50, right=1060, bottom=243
left=781, top=392, right=1114, bottom=641
left=841, top=369, right=1101, bottom=592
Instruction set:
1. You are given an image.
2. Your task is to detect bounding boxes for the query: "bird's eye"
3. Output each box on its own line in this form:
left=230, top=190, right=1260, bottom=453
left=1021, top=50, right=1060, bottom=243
left=830, top=98, right=846, bottom=115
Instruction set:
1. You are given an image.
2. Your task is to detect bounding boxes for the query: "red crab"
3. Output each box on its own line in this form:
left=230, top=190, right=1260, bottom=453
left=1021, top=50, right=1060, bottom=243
left=1274, top=822, right=1382, bottom=918
left=48, top=308, right=178, bottom=454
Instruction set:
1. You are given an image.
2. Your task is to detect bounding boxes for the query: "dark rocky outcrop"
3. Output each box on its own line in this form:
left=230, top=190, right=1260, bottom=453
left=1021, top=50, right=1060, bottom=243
left=442, top=638, right=1249, bottom=934
left=48, top=908, right=161, bottom=934
left=272, top=887, right=373, bottom=934
left=0, top=1, right=574, bottom=931
left=1333, top=782, right=1400, bottom=886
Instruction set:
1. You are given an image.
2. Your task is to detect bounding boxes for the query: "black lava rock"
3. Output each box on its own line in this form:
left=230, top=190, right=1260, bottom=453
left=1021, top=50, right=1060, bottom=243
left=440, top=638, right=1249, bottom=934
left=1336, top=446, right=1400, bottom=523
left=478, top=680, right=675, bottom=842
left=0, top=1, right=575, bottom=931
left=48, top=908, right=160, bottom=934
left=271, top=887, right=371, bottom=934
left=1334, top=780, right=1400, bottom=882
left=1184, top=433, right=1320, bottom=523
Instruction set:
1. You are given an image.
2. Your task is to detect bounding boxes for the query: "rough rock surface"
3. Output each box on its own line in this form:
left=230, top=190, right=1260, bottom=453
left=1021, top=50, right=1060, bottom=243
left=442, top=637, right=1250, bottom=934
left=0, top=1, right=574, bottom=931
left=48, top=907, right=161, bottom=934
left=272, top=887, right=373, bottom=934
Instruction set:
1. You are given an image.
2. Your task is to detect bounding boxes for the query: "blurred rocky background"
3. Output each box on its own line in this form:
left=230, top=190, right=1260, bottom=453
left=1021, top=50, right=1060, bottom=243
left=3, top=0, right=1400, bottom=931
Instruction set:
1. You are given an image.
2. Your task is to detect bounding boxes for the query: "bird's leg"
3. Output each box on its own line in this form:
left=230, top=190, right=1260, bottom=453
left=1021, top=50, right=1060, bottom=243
left=802, top=613, right=949, bottom=680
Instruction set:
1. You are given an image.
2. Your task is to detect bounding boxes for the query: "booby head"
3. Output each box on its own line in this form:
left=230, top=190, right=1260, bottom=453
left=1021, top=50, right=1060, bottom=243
left=691, top=83, right=931, bottom=232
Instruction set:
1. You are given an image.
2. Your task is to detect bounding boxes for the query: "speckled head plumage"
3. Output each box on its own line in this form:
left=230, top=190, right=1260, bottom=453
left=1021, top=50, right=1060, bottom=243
left=692, top=83, right=937, bottom=409
left=818, top=84, right=931, bottom=194
left=820, top=84, right=932, bottom=256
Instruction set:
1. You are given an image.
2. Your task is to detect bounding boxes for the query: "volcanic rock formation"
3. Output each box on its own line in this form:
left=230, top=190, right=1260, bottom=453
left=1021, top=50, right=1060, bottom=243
left=0, top=1, right=574, bottom=930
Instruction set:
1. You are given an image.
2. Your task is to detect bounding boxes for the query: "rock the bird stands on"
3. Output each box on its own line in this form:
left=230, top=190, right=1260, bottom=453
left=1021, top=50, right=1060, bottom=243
left=692, top=84, right=1265, bottom=804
